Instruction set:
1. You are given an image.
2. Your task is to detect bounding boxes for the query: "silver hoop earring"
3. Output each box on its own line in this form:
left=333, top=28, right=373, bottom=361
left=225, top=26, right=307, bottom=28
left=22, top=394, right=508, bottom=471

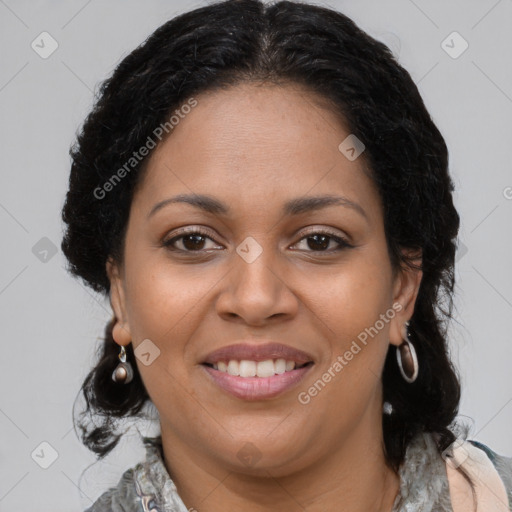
left=112, top=345, right=134, bottom=384
left=396, top=321, right=419, bottom=383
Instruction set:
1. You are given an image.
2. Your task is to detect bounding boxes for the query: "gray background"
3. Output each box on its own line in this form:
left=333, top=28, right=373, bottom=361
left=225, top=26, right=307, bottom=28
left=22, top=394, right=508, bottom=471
left=0, top=0, right=511, bottom=509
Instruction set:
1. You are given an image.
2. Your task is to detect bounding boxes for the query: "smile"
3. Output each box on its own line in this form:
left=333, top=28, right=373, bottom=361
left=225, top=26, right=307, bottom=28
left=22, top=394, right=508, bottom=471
left=200, top=341, right=315, bottom=400
left=204, top=359, right=312, bottom=377
left=201, top=364, right=314, bottom=400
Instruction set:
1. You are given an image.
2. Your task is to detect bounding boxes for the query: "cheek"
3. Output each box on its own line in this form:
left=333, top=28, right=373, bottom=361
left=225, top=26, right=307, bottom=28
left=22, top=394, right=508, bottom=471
left=123, top=255, right=228, bottom=396
left=125, top=254, right=218, bottom=339
left=304, top=250, right=394, bottom=409
left=125, top=269, right=207, bottom=411
left=307, top=248, right=394, bottom=340
left=298, top=264, right=393, bottom=433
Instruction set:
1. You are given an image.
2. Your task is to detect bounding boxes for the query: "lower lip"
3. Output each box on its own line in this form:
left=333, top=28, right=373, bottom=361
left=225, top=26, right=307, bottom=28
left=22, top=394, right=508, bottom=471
left=202, top=364, right=313, bottom=401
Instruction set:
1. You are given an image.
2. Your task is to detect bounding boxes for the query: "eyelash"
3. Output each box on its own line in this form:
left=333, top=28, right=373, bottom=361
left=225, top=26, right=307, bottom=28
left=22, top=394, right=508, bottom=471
left=162, top=227, right=353, bottom=254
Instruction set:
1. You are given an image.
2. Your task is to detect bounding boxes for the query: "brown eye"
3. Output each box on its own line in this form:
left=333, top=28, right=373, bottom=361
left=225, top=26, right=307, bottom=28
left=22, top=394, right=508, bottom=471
left=293, top=231, right=352, bottom=253
left=162, top=229, right=222, bottom=253
left=177, top=233, right=208, bottom=251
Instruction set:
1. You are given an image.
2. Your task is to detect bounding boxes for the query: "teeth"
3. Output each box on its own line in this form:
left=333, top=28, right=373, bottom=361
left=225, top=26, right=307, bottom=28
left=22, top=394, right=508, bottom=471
left=256, top=359, right=275, bottom=378
left=275, top=358, right=286, bottom=374
left=227, top=360, right=239, bottom=376
left=239, top=360, right=256, bottom=377
left=212, top=358, right=305, bottom=377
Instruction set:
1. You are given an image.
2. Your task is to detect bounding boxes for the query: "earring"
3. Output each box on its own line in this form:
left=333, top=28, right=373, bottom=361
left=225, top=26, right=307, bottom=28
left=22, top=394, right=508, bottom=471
left=383, top=401, right=393, bottom=415
left=396, top=321, right=419, bottom=383
left=112, top=345, right=134, bottom=384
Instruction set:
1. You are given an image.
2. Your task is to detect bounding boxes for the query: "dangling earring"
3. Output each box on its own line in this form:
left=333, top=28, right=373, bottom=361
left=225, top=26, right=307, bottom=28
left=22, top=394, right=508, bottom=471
left=396, top=321, right=419, bottom=383
left=383, top=401, right=393, bottom=415
left=112, top=345, right=134, bottom=384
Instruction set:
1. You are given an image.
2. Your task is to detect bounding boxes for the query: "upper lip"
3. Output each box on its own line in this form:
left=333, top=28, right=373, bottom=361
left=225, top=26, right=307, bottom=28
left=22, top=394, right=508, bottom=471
left=202, top=342, right=315, bottom=365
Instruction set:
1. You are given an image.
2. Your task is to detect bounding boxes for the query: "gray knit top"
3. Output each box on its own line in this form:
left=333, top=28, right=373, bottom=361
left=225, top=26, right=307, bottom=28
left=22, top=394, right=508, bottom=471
left=84, top=430, right=512, bottom=512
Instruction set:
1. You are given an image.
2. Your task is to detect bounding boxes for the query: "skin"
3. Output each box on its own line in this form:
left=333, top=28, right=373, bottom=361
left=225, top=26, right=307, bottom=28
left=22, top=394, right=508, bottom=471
left=107, top=82, right=423, bottom=511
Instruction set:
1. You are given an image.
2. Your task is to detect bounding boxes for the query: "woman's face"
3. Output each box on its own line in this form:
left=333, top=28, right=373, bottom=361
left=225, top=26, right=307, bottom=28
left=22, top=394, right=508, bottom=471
left=107, top=82, right=422, bottom=476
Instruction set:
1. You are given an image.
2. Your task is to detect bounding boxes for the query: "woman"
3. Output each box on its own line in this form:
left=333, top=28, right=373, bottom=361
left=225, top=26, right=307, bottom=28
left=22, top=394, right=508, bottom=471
left=60, top=0, right=512, bottom=510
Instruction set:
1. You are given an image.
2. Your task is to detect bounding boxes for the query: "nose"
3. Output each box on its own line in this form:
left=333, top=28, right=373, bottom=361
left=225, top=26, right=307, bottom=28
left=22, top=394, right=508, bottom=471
left=215, top=242, right=299, bottom=326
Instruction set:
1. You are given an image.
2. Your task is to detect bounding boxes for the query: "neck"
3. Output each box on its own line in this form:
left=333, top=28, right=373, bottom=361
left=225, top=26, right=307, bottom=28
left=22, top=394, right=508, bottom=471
left=160, top=406, right=400, bottom=512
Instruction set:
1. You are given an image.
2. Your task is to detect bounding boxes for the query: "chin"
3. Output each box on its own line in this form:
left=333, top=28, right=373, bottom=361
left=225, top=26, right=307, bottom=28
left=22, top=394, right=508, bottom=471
left=208, top=428, right=316, bottom=477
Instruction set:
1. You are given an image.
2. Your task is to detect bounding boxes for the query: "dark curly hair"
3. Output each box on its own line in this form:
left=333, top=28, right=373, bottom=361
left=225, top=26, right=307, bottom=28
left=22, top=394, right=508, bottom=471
left=61, top=0, right=466, bottom=481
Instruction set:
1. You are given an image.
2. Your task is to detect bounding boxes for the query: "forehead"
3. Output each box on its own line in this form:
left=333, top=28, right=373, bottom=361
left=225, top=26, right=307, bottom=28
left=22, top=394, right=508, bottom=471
left=132, top=82, right=379, bottom=219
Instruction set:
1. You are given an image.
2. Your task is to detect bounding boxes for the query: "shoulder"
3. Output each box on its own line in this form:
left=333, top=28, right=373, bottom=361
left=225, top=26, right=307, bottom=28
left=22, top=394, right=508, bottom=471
left=82, top=434, right=179, bottom=512
left=468, top=439, right=512, bottom=510
left=83, top=466, right=141, bottom=512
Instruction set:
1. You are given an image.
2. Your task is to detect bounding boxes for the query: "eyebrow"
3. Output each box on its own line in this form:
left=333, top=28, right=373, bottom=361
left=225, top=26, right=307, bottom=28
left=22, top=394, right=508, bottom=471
left=147, top=193, right=368, bottom=220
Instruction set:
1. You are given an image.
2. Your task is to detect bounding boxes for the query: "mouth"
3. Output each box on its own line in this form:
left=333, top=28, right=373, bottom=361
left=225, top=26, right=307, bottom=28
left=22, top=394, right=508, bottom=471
left=200, top=342, right=315, bottom=400
left=202, top=359, right=313, bottom=377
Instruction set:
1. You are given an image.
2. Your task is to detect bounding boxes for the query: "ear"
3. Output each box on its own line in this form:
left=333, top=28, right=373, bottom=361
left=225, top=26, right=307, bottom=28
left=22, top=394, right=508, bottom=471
left=106, top=257, right=132, bottom=346
left=388, top=249, right=423, bottom=347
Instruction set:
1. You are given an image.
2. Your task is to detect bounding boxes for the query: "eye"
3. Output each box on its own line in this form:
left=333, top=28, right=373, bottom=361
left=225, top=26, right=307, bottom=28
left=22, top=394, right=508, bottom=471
left=162, top=227, right=223, bottom=253
left=292, top=230, right=352, bottom=253
left=162, top=227, right=353, bottom=254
